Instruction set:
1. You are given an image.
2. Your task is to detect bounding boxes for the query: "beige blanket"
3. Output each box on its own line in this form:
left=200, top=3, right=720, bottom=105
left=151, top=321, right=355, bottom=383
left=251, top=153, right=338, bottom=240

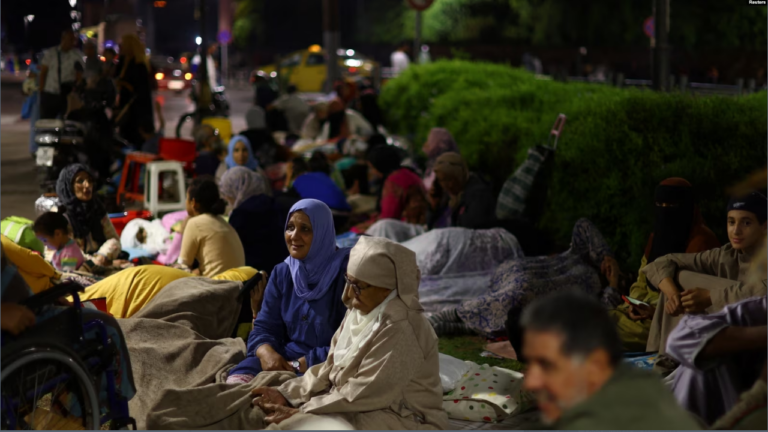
left=118, top=276, right=264, bottom=429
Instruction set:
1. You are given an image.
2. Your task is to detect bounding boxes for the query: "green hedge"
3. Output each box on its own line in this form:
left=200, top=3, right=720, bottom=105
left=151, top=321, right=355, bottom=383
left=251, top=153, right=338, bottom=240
left=380, top=60, right=768, bottom=270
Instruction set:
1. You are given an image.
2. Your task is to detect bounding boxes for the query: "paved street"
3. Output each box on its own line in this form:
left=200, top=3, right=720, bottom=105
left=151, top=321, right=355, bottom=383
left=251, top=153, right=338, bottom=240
left=0, top=82, right=253, bottom=220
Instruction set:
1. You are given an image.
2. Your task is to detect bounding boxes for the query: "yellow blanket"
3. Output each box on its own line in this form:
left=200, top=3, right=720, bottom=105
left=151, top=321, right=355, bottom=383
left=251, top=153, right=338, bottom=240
left=76, top=265, right=257, bottom=318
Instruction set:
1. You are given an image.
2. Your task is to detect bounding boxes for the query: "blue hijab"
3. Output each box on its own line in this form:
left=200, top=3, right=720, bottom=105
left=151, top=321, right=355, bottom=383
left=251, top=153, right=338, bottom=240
left=226, top=135, right=259, bottom=170
left=284, top=199, right=350, bottom=301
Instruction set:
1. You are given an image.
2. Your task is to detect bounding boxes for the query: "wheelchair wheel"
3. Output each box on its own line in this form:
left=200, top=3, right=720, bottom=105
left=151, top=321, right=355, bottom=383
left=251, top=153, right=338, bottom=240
left=1, top=344, right=100, bottom=430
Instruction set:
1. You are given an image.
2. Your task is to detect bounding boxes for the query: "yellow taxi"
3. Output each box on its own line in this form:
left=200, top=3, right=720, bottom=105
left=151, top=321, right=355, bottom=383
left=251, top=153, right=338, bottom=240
left=253, top=45, right=378, bottom=93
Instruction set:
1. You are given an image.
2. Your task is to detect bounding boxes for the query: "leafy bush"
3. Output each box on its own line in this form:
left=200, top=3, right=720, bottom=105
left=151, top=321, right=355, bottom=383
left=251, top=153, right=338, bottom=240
left=381, top=60, right=768, bottom=270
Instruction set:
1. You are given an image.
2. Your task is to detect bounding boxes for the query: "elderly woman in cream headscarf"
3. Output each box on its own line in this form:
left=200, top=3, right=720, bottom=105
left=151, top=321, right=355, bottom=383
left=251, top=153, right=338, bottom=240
left=250, top=236, right=448, bottom=430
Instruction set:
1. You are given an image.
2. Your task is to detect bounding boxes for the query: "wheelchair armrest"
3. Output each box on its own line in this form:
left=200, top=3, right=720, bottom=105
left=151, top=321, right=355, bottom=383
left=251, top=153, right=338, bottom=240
left=19, top=282, right=86, bottom=311
left=238, top=273, right=263, bottom=300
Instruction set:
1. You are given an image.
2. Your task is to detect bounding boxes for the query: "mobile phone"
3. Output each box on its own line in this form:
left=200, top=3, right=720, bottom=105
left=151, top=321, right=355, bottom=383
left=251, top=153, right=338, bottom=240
left=622, top=295, right=649, bottom=307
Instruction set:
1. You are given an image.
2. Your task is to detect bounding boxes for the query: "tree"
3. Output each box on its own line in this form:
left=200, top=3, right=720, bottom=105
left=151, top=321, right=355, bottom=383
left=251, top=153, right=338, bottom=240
left=358, top=0, right=766, bottom=49
left=233, top=0, right=264, bottom=48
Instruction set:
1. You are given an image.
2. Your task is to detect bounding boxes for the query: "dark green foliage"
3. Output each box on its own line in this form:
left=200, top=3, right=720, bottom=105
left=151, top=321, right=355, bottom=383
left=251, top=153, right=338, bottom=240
left=381, top=60, right=767, bottom=270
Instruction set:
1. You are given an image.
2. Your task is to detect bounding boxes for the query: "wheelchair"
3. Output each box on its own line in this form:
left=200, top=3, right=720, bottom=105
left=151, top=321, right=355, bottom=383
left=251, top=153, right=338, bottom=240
left=1, top=282, right=136, bottom=430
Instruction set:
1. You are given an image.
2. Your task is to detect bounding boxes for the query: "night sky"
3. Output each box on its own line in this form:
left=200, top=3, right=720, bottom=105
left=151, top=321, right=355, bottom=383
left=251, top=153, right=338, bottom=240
left=2, top=0, right=76, bottom=53
left=2, top=0, right=371, bottom=58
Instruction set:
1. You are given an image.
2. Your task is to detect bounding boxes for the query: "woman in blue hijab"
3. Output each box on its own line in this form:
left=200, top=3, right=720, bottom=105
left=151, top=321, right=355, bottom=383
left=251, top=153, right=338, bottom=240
left=226, top=135, right=260, bottom=170
left=227, top=199, right=351, bottom=384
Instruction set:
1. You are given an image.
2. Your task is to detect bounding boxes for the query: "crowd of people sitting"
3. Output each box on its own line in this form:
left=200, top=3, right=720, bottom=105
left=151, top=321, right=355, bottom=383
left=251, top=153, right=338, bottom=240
left=2, top=72, right=767, bottom=429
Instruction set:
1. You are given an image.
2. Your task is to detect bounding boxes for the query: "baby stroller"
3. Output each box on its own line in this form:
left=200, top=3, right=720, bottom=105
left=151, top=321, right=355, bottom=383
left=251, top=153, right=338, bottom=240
left=1, top=282, right=135, bottom=430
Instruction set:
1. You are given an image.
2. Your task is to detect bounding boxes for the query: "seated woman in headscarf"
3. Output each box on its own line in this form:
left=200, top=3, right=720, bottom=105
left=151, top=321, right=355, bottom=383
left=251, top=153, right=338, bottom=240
left=55, top=164, right=121, bottom=266
left=429, top=152, right=496, bottom=230
left=352, top=146, right=428, bottom=237
left=220, top=135, right=270, bottom=189
left=226, top=199, right=350, bottom=384
left=249, top=236, right=447, bottom=430
left=177, top=177, right=245, bottom=277
left=421, top=128, right=458, bottom=191
left=607, top=178, right=720, bottom=352
left=220, top=167, right=288, bottom=274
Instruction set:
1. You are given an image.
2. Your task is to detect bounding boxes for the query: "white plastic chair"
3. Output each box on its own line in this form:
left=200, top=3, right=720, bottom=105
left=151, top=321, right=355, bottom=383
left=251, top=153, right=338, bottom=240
left=143, top=161, right=187, bottom=216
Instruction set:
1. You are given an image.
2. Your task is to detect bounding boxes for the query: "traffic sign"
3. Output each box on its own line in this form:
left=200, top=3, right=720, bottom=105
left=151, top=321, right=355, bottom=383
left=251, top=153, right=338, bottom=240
left=643, top=16, right=654, bottom=38
left=407, top=0, right=434, bottom=11
left=217, top=30, right=232, bottom=45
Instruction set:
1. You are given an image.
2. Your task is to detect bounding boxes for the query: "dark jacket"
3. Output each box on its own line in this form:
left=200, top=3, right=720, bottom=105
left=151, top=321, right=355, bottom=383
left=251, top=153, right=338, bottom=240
left=452, top=173, right=497, bottom=229
left=228, top=195, right=288, bottom=274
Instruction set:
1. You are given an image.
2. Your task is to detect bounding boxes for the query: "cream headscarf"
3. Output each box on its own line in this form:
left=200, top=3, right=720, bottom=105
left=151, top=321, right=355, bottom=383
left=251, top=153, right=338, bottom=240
left=333, top=236, right=422, bottom=368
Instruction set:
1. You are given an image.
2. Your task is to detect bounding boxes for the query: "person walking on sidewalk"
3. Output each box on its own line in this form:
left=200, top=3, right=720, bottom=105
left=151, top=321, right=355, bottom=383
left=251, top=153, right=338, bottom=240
left=38, top=30, right=84, bottom=119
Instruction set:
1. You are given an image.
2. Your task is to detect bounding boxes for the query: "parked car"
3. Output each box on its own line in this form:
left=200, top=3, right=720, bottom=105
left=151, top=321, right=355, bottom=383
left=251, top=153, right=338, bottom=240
left=150, top=56, right=192, bottom=92
left=252, top=45, right=379, bottom=93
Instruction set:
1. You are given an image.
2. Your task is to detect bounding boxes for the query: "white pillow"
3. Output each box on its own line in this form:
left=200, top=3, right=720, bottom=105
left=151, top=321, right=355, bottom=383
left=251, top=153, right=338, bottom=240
left=439, top=353, right=471, bottom=393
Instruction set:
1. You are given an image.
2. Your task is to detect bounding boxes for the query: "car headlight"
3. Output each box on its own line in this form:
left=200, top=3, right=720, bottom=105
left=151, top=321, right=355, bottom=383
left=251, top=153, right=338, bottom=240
left=35, top=133, right=58, bottom=144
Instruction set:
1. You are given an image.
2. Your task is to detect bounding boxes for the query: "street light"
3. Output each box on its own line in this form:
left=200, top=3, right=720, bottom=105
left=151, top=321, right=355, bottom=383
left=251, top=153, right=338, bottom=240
left=25, top=15, right=35, bottom=23
left=69, top=0, right=77, bottom=7
left=195, top=36, right=202, bottom=46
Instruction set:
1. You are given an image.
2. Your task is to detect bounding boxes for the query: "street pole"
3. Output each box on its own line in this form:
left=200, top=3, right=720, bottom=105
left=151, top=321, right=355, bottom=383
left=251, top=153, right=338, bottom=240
left=322, top=0, right=340, bottom=93
left=199, top=0, right=211, bottom=107
left=414, top=11, right=422, bottom=63
left=219, top=0, right=232, bottom=87
left=653, top=0, right=669, bottom=91
left=222, top=44, right=228, bottom=87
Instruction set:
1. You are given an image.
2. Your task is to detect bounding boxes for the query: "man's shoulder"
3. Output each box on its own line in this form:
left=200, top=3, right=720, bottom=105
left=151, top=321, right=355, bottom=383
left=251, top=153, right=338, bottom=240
left=559, top=366, right=701, bottom=430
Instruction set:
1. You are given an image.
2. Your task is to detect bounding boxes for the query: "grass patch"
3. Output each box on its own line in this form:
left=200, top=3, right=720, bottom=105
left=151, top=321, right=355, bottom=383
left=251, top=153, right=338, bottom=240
left=439, top=335, right=524, bottom=372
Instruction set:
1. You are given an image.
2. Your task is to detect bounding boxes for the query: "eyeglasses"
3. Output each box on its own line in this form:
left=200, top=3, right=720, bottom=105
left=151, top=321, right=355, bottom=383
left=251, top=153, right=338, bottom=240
left=344, top=274, right=368, bottom=296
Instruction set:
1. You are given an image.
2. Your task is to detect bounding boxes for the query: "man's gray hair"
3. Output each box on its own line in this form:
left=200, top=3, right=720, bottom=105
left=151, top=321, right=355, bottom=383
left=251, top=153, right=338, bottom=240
left=520, top=290, right=623, bottom=366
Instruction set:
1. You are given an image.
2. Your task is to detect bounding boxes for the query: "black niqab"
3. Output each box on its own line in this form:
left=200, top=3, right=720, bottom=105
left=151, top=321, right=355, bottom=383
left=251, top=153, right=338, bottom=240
left=647, top=184, right=694, bottom=263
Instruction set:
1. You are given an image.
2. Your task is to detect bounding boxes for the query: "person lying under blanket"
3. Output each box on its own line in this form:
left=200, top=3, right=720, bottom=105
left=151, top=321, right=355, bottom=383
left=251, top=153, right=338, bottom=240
left=71, top=265, right=259, bottom=318
left=249, top=236, right=448, bottom=430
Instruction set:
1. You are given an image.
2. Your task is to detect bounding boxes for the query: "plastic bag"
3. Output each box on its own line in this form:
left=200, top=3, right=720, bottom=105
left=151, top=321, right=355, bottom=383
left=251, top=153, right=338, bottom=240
left=439, top=353, right=471, bottom=393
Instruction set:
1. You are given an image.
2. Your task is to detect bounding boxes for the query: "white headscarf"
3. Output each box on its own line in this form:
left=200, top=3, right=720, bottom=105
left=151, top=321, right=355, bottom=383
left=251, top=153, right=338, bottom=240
left=333, top=290, right=397, bottom=368
left=332, top=236, right=422, bottom=368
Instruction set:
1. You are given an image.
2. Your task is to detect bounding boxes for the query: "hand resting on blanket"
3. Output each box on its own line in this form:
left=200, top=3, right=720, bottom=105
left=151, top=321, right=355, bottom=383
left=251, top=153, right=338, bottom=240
left=252, top=387, right=298, bottom=425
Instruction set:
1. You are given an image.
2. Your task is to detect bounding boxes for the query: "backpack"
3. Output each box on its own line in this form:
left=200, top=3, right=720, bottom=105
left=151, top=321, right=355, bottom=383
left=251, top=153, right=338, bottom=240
left=1, top=216, right=45, bottom=255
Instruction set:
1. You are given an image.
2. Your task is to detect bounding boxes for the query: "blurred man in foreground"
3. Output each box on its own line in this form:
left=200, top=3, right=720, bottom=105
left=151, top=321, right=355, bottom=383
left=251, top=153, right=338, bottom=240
left=520, top=291, right=700, bottom=430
